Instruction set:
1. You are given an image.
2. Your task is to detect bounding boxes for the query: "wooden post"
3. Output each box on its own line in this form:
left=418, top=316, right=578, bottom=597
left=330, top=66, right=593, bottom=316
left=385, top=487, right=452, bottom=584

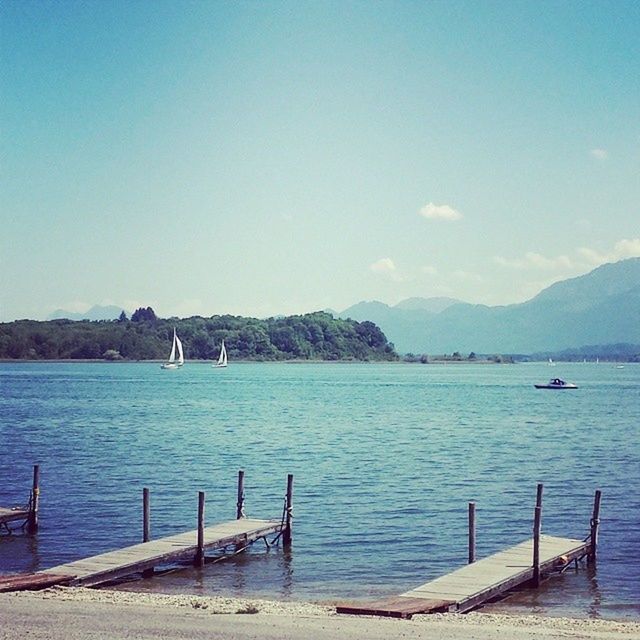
left=589, top=489, right=602, bottom=563
left=283, top=474, right=293, bottom=548
left=236, top=470, right=245, bottom=519
left=468, top=501, right=476, bottom=564
left=143, top=488, right=150, bottom=542
left=195, top=491, right=205, bottom=568
left=532, top=505, right=541, bottom=587
left=27, top=465, right=40, bottom=534
left=536, top=483, right=544, bottom=510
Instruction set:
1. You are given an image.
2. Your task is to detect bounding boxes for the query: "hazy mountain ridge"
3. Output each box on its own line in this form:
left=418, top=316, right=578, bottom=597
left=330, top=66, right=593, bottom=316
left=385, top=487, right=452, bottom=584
left=339, top=258, right=640, bottom=353
left=48, top=305, right=126, bottom=321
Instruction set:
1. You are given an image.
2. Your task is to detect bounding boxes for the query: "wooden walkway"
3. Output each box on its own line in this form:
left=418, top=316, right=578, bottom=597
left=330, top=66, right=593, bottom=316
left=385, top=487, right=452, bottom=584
left=39, top=518, right=284, bottom=587
left=337, top=534, right=590, bottom=618
left=0, top=507, right=30, bottom=526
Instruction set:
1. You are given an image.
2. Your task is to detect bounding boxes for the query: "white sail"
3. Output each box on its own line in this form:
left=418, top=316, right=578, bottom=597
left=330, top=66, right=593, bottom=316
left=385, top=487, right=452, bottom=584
left=168, top=329, right=177, bottom=363
left=176, top=335, right=184, bottom=366
left=213, top=340, right=228, bottom=368
left=161, top=328, right=184, bottom=369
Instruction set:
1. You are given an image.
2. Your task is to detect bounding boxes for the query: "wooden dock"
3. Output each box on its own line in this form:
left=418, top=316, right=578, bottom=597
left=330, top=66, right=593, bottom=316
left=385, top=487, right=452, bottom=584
left=0, top=470, right=294, bottom=592
left=337, top=534, right=589, bottom=618
left=0, top=465, right=40, bottom=534
left=40, top=517, right=286, bottom=587
left=337, top=487, right=601, bottom=619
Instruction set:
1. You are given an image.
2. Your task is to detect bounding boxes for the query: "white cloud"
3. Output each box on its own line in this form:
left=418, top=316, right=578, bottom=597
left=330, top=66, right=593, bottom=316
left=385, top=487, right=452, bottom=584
left=419, top=203, right=462, bottom=221
left=493, top=252, right=573, bottom=270
left=495, top=239, right=640, bottom=273
left=590, top=148, right=609, bottom=160
left=578, top=238, right=640, bottom=265
left=421, top=265, right=438, bottom=275
left=369, top=257, right=406, bottom=282
left=369, top=257, right=397, bottom=274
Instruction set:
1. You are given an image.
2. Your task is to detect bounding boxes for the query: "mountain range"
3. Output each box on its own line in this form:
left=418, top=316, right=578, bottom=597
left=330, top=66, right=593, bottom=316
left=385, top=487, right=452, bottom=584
left=339, top=258, right=640, bottom=354
left=48, top=305, right=125, bottom=321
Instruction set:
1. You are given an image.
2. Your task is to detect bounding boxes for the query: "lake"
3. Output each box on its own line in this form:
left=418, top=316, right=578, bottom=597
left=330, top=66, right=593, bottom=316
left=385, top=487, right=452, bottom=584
left=0, top=361, right=638, bottom=620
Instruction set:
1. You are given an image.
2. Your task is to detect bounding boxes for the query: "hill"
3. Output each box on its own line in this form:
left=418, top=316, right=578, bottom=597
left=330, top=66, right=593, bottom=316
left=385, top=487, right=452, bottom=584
left=0, top=312, right=398, bottom=362
left=339, top=258, right=640, bottom=354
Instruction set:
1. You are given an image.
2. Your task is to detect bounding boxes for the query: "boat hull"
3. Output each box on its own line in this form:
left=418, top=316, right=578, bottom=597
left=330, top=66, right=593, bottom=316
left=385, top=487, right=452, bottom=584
left=534, top=384, right=578, bottom=389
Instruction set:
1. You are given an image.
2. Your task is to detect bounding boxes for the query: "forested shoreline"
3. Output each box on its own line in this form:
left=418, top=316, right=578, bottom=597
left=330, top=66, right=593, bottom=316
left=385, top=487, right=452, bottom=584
left=0, top=310, right=398, bottom=362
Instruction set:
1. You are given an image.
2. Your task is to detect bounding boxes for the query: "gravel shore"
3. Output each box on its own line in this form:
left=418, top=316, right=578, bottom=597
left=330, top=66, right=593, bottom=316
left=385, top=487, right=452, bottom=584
left=1, top=587, right=638, bottom=640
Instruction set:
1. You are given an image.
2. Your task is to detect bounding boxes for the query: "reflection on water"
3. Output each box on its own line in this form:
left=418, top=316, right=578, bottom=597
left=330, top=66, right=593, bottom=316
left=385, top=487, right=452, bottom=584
left=0, top=532, right=41, bottom=574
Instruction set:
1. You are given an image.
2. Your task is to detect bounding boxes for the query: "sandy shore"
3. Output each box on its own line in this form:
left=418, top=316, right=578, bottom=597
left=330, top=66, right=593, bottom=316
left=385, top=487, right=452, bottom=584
left=0, top=588, right=638, bottom=640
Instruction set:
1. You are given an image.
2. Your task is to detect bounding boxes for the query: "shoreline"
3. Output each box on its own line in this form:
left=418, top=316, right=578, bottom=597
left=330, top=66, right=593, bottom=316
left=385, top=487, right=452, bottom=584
left=1, top=587, right=638, bottom=640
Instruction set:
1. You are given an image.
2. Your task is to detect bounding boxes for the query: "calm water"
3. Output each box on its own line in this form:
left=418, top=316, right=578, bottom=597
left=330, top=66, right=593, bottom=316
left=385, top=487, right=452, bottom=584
left=1, top=361, right=638, bottom=620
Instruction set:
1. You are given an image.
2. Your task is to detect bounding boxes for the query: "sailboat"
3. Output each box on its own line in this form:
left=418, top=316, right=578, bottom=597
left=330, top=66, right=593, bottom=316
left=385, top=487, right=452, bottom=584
left=161, top=328, right=184, bottom=369
left=548, top=358, right=555, bottom=366
left=212, top=340, right=228, bottom=368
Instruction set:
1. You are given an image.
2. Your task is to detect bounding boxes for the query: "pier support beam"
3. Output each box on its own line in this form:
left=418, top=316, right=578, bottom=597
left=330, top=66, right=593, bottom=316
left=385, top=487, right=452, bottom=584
left=589, top=489, right=602, bottom=563
left=27, top=465, right=40, bottom=534
left=283, top=474, right=293, bottom=548
left=532, top=505, right=542, bottom=587
left=143, top=488, right=150, bottom=543
left=468, top=502, right=476, bottom=564
left=195, top=491, right=205, bottom=568
left=236, top=470, right=245, bottom=519
left=142, top=488, right=154, bottom=577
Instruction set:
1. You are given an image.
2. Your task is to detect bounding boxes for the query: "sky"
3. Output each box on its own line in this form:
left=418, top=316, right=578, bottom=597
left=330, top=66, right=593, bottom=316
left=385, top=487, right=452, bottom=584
left=1, top=0, right=639, bottom=321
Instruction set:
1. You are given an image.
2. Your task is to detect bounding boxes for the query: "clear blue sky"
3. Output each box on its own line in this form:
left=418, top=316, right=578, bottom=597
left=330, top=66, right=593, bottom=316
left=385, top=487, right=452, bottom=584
left=2, top=0, right=638, bottom=320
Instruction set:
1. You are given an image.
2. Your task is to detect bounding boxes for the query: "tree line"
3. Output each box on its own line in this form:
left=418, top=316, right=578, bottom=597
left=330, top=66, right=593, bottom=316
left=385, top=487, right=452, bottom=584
left=0, top=309, right=398, bottom=362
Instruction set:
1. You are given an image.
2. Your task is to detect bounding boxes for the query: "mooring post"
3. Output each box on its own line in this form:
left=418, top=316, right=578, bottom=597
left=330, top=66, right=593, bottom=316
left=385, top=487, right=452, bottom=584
left=536, top=483, right=544, bottom=510
left=236, top=470, right=245, bottom=519
left=468, top=501, right=476, bottom=564
left=195, top=491, right=205, bottom=568
left=27, top=464, right=40, bottom=534
left=143, top=488, right=150, bottom=542
left=283, top=474, right=293, bottom=548
left=533, top=505, right=542, bottom=587
left=589, top=489, right=602, bottom=563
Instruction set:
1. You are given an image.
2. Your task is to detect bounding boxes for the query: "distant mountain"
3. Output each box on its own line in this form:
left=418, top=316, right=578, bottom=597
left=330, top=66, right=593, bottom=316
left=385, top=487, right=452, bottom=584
left=340, top=297, right=466, bottom=353
left=339, top=258, right=640, bottom=354
left=394, top=297, right=462, bottom=313
left=48, top=305, right=125, bottom=321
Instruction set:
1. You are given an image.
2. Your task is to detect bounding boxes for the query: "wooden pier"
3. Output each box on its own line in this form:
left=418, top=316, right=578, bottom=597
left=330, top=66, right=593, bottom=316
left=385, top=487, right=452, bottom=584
left=0, top=465, right=40, bottom=535
left=0, top=470, right=293, bottom=591
left=40, top=517, right=286, bottom=587
left=337, top=487, right=601, bottom=619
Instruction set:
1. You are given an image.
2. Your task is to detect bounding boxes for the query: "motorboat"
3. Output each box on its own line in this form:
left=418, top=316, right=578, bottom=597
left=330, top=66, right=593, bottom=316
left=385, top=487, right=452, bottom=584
left=534, top=378, right=578, bottom=390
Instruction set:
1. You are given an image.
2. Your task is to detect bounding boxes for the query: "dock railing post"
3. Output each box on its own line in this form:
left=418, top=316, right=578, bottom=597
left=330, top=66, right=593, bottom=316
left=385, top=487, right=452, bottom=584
left=143, top=488, right=150, bottom=542
left=468, top=502, right=476, bottom=564
left=533, top=505, right=542, bottom=587
left=195, top=491, right=205, bottom=568
left=589, top=489, right=602, bottom=564
left=236, top=470, right=245, bottom=519
left=283, top=474, right=293, bottom=548
left=536, top=483, right=544, bottom=511
left=27, top=464, right=40, bottom=534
